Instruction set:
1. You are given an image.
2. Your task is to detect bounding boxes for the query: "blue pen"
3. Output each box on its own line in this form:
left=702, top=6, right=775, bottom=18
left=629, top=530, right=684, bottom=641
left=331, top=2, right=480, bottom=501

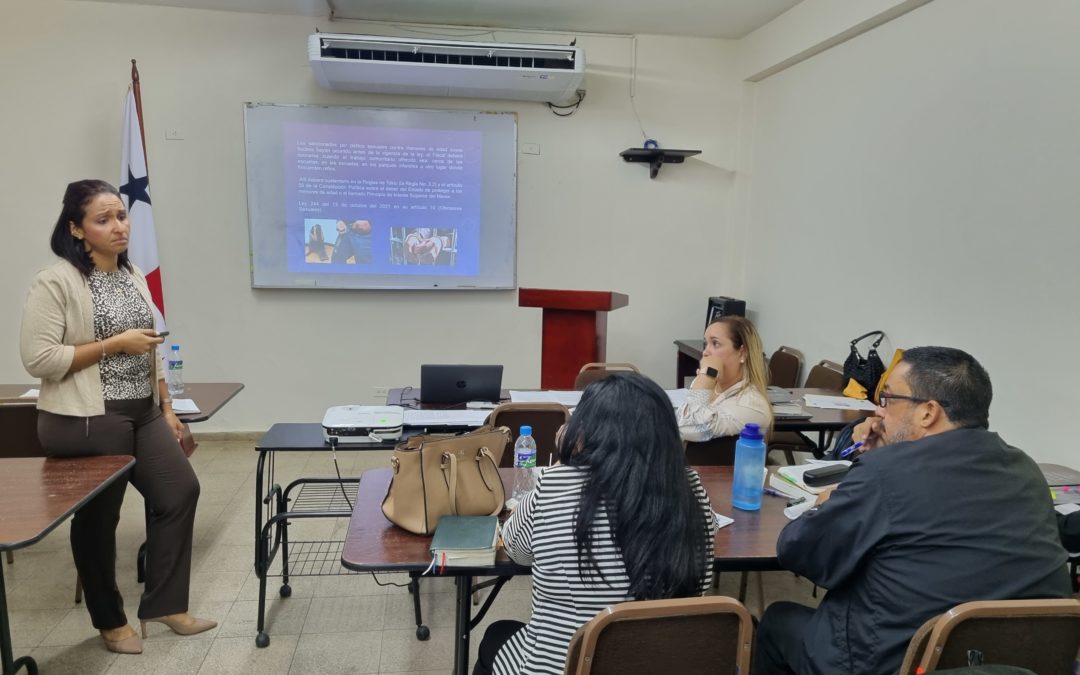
left=838, top=441, right=864, bottom=459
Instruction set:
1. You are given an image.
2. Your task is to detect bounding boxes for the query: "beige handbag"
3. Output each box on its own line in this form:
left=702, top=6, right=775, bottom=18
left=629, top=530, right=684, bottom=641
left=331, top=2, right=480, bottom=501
left=381, top=425, right=510, bottom=535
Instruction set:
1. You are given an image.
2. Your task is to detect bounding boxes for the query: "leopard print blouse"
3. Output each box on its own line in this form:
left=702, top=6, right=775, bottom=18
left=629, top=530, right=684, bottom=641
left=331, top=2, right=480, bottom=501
left=88, top=268, right=154, bottom=400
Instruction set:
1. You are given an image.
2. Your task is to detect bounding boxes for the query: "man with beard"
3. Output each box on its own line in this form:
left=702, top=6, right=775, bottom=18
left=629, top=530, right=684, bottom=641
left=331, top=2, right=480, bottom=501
left=753, top=347, right=1069, bottom=675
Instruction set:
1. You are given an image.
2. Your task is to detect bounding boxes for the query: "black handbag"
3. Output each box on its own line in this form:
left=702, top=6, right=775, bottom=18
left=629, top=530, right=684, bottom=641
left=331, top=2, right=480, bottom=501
left=843, top=331, right=886, bottom=395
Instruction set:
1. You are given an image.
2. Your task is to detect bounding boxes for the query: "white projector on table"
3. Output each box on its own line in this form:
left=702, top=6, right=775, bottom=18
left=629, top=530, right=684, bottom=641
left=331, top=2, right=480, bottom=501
left=322, top=405, right=405, bottom=444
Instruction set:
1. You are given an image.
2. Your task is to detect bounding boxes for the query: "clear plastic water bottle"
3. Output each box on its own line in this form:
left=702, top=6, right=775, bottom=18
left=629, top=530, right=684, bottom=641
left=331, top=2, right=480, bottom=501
left=731, top=422, right=766, bottom=511
left=167, top=344, right=185, bottom=397
left=511, top=425, right=538, bottom=505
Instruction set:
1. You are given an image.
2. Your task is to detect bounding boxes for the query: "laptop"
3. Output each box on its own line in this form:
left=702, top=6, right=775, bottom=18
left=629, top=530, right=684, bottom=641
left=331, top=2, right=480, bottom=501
left=420, top=364, right=503, bottom=404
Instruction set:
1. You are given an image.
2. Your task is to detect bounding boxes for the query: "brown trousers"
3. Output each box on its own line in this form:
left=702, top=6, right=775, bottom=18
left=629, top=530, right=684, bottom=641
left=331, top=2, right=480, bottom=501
left=37, top=397, right=200, bottom=629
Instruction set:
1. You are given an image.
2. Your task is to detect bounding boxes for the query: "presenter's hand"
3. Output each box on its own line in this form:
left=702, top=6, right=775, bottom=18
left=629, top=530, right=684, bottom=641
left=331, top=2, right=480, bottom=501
left=852, top=417, right=885, bottom=451
left=110, top=329, right=165, bottom=356
left=162, top=409, right=185, bottom=445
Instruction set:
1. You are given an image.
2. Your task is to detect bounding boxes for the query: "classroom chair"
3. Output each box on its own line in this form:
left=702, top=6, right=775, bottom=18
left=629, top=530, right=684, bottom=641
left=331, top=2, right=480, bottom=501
left=901, top=598, right=1080, bottom=674
left=768, top=359, right=846, bottom=462
left=563, top=596, right=753, bottom=675
left=573, top=363, right=640, bottom=390
left=767, top=346, right=804, bottom=389
left=485, top=402, right=570, bottom=468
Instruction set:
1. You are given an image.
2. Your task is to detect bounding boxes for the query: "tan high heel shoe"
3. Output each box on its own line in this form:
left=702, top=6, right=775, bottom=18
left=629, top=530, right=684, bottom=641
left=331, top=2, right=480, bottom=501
left=101, top=626, right=143, bottom=654
left=140, top=613, right=217, bottom=638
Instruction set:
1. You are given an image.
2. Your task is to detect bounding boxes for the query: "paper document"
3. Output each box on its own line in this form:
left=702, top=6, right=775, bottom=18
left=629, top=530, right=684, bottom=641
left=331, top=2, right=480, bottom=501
left=713, top=511, right=734, bottom=530
left=802, top=394, right=877, bottom=411
left=784, top=499, right=817, bottom=520
left=170, top=398, right=201, bottom=414
left=402, top=409, right=490, bottom=427
left=20, top=388, right=39, bottom=398
left=508, top=390, right=583, bottom=406
left=665, top=389, right=690, bottom=408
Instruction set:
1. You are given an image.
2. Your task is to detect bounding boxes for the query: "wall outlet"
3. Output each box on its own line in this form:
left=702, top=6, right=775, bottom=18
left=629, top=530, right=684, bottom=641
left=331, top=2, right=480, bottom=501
left=165, top=128, right=184, bottom=141
left=373, top=386, right=390, bottom=400
left=522, top=142, right=540, bottom=155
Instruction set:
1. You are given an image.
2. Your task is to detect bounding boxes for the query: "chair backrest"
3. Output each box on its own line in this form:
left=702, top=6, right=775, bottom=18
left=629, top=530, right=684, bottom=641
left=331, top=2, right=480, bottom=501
left=486, top=402, right=570, bottom=468
left=563, top=596, right=753, bottom=675
left=916, top=599, right=1080, bottom=673
left=768, top=346, right=803, bottom=388
left=683, top=436, right=739, bottom=466
left=0, top=403, right=44, bottom=458
left=804, top=360, right=845, bottom=392
left=574, top=363, right=640, bottom=391
left=897, top=613, right=942, bottom=675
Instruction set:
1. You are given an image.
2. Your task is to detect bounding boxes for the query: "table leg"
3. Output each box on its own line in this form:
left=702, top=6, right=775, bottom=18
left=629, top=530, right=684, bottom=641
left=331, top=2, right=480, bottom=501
left=453, top=575, right=473, bottom=675
left=254, top=450, right=270, bottom=648
left=0, top=560, right=38, bottom=675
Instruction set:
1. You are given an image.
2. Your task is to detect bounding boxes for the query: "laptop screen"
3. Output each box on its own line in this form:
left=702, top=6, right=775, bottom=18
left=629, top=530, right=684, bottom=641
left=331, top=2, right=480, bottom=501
left=420, top=364, right=503, bottom=404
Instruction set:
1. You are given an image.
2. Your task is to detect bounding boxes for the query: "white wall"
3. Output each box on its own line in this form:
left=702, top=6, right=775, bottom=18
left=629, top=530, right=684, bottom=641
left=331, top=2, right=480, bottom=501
left=739, top=0, right=1080, bottom=464
left=0, top=1, right=742, bottom=430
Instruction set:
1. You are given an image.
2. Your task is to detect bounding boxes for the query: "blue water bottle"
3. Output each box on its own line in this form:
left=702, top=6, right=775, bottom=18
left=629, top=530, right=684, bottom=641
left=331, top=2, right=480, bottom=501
left=731, top=423, right=766, bottom=511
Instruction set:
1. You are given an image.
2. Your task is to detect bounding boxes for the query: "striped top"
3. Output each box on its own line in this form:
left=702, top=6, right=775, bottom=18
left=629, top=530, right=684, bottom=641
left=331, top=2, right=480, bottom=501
left=492, top=464, right=716, bottom=675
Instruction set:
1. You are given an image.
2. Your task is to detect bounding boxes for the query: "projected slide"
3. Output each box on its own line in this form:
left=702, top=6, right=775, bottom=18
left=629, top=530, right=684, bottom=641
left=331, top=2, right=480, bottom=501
left=244, top=103, right=517, bottom=290
left=285, top=123, right=480, bottom=275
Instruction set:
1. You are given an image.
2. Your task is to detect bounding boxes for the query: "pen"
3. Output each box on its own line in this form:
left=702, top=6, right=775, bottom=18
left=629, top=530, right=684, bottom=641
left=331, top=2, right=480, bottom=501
left=838, top=441, right=864, bottom=459
left=787, top=497, right=807, bottom=507
left=763, top=487, right=786, bottom=499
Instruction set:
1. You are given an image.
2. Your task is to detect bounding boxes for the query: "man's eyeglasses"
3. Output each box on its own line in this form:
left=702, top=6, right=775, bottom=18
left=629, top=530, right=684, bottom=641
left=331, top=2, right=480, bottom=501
left=877, top=392, right=944, bottom=408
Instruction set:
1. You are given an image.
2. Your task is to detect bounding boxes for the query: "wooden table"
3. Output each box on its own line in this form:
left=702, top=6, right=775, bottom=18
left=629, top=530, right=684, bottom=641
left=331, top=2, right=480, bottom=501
left=341, top=465, right=788, bottom=674
left=0, top=456, right=134, bottom=675
left=0, top=382, right=244, bottom=424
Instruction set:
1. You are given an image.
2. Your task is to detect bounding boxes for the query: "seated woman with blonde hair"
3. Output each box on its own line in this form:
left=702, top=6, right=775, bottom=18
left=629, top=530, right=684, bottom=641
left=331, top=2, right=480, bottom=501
left=677, top=316, right=772, bottom=442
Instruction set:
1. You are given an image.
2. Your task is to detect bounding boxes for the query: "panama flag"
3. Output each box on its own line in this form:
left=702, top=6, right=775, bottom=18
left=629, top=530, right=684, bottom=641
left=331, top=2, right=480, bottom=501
left=120, top=67, right=166, bottom=332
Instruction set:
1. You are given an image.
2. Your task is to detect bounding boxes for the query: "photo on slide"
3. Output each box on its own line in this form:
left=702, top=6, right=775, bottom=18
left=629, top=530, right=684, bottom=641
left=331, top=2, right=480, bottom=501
left=390, top=227, right=458, bottom=266
left=305, top=218, right=373, bottom=265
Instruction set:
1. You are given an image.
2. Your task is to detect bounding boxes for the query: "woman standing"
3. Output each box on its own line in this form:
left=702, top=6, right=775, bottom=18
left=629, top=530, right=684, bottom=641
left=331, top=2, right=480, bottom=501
left=20, top=180, right=214, bottom=654
left=474, top=373, right=717, bottom=675
left=676, top=316, right=772, bottom=442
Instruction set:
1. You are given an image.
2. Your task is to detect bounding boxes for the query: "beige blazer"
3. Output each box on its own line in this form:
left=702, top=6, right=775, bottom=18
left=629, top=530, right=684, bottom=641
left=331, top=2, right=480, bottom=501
left=20, top=259, right=162, bottom=417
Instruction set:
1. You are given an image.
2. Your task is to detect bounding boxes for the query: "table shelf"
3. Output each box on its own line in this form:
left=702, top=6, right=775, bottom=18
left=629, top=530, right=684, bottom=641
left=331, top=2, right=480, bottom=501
left=267, top=539, right=360, bottom=578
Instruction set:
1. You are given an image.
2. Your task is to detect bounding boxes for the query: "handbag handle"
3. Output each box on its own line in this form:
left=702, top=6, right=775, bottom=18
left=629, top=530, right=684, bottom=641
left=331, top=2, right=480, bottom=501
left=850, top=331, right=885, bottom=349
left=441, top=449, right=503, bottom=517
left=442, top=452, right=460, bottom=517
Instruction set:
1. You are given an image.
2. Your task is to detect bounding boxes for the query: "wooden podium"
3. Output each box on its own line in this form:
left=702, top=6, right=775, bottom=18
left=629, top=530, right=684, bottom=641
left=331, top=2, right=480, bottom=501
left=519, top=288, right=630, bottom=390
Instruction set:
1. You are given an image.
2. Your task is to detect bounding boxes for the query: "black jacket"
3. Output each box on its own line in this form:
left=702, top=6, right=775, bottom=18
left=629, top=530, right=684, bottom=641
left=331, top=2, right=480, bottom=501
left=777, top=428, right=1070, bottom=675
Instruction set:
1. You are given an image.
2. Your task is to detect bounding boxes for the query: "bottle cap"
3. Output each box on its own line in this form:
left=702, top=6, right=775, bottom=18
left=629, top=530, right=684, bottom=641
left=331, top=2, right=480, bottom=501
left=740, top=423, right=763, bottom=441
left=520, top=425, right=532, bottom=437
left=171, top=344, right=180, bottom=350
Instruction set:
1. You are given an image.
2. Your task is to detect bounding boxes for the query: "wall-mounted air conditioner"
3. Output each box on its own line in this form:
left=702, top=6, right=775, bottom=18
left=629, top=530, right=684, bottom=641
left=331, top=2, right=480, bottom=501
left=308, top=33, right=585, bottom=105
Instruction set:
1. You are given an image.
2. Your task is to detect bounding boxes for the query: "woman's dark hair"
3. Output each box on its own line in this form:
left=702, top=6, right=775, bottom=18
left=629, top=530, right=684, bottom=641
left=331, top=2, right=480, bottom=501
left=559, top=372, right=710, bottom=600
left=50, top=179, right=131, bottom=277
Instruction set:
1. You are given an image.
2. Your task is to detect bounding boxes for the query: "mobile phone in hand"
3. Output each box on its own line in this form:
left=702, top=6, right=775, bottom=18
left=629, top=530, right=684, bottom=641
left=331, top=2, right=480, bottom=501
left=156, top=330, right=170, bottom=339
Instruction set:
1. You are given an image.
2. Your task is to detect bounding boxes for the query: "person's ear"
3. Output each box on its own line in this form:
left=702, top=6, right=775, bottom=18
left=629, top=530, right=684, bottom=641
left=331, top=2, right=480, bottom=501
left=69, top=222, right=83, bottom=240
left=920, top=400, right=944, bottom=429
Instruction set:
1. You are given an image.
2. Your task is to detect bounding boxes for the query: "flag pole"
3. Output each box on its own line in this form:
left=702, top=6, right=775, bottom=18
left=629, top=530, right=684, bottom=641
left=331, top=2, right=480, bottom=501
left=130, top=59, right=149, bottom=176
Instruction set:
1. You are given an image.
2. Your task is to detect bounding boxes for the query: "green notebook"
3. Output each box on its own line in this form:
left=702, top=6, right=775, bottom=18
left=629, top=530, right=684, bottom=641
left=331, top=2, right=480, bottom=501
left=429, top=515, right=499, bottom=568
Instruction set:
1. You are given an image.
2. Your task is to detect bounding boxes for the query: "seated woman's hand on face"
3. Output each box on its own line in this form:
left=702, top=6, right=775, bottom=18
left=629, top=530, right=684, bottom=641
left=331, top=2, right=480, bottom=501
left=691, top=354, right=727, bottom=390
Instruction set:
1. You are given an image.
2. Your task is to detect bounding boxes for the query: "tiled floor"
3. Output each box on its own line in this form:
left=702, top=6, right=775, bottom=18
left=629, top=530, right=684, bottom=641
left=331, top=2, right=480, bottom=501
left=4, top=440, right=821, bottom=674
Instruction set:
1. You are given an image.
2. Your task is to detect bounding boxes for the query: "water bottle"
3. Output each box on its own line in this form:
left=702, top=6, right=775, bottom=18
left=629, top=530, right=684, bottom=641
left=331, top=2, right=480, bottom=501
left=511, top=425, right=538, bottom=505
left=731, top=422, right=766, bottom=511
left=167, top=344, right=185, bottom=397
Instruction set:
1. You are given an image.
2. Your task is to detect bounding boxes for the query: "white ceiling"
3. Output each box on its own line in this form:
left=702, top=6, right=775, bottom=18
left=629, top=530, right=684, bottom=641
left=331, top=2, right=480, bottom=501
left=72, top=0, right=804, bottom=39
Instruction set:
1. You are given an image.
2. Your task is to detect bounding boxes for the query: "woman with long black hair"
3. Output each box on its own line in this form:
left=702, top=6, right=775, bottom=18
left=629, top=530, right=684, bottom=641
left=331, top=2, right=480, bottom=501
left=474, top=372, right=716, bottom=675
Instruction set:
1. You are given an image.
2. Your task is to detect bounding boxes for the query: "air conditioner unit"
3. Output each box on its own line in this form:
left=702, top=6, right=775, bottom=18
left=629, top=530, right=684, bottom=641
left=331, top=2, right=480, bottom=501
left=308, top=33, right=585, bottom=105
